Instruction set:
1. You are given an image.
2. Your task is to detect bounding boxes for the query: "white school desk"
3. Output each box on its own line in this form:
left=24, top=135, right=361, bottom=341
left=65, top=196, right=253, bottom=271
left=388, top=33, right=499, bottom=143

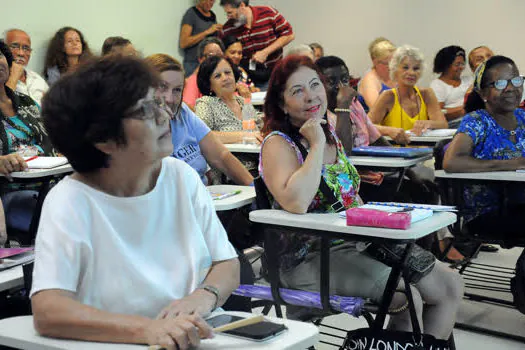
left=435, top=169, right=525, bottom=182
left=349, top=154, right=432, bottom=168
left=251, top=91, right=267, bottom=106
left=250, top=209, right=456, bottom=330
left=0, top=312, right=319, bottom=350
left=1, top=164, right=73, bottom=179
left=208, top=185, right=256, bottom=211
left=0, top=265, right=23, bottom=292
left=249, top=210, right=456, bottom=240
left=225, top=143, right=432, bottom=168
left=385, top=135, right=454, bottom=144
left=225, top=143, right=261, bottom=154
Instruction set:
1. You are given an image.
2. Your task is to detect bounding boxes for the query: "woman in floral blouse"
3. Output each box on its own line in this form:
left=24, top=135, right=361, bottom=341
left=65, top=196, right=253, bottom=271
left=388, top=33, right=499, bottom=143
left=444, top=55, right=525, bottom=244
left=195, top=56, right=261, bottom=179
left=260, top=55, right=463, bottom=340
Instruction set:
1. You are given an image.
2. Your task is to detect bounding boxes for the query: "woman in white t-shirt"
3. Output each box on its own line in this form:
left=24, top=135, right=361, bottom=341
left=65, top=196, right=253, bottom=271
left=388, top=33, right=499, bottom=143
left=30, top=56, right=240, bottom=349
left=430, top=46, right=473, bottom=126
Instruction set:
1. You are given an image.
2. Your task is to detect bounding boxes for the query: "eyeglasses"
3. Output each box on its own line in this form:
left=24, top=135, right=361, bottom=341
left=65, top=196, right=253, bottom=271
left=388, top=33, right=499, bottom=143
left=486, top=76, right=524, bottom=90
left=8, top=43, right=32, bottom=53
left=124, top=97, right=172, bottom=123
left=452, top=62, right=466, bottom=68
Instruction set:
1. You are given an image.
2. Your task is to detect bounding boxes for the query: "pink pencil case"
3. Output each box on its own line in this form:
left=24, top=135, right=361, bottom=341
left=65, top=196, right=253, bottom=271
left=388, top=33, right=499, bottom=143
left=345, top=208, right=411, bottom=229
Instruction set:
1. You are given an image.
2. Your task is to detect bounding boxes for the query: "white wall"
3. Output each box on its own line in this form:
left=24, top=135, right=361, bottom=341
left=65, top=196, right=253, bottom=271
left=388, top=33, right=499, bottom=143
left=1, top=0, right=227, bottom=75
left=3, top=0, right=524, bottom=87
left=252, top=0, right=525, bottom=87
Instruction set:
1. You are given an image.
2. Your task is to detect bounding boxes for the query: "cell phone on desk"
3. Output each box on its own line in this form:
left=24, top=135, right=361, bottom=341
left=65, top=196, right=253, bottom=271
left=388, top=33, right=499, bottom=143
left=206, top=314, right=287, bottom=341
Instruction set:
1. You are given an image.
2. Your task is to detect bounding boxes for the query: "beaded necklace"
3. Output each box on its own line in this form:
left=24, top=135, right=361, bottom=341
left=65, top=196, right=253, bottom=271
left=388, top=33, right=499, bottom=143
left=3, top=116, right=34, bottom=139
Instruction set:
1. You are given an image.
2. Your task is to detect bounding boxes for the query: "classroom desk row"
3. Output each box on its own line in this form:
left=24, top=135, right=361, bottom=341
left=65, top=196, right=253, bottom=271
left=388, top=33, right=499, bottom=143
left=225, top=144, right=433, bottom=168
left=0, top=312, right=319, bottom=350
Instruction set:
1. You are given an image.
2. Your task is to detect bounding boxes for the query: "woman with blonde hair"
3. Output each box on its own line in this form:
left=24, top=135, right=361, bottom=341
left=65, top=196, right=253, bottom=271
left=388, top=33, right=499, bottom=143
left=358, top=37, right=396, bottom=111
left=144, top=53, right=252, bottom=186
left=369, top=45, right=447, bottom=144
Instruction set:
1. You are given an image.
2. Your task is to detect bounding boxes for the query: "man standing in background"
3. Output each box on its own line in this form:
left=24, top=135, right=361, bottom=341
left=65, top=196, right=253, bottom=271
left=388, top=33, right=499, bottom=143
left=4, top=29, right=48, bottom=105
left=220, top=0, right=294, bottom=90
left=180, top=0, right=223, bottom=76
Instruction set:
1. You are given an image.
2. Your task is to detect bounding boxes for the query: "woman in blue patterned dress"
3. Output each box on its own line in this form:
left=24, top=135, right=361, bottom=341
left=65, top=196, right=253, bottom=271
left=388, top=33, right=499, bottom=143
left=444, top=55, right=525, bottom=244
left=261, top=55, right=463, bottom=340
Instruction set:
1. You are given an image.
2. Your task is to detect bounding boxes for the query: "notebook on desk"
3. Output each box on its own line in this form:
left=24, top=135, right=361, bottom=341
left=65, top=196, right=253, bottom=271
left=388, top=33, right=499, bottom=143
left=351, top=146, right=433, bottom=158
left=24, top=156, right=69, bottom=169
left=407, top=129, right=456, bottom=137
left=0, top=248, right=34, bottom=271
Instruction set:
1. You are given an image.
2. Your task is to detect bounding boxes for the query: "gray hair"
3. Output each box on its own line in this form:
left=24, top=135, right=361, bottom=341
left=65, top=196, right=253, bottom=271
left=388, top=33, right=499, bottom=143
left=286, top=44, right=314, bottom=58
left=389, top=45, right=426, bottom=80
left=2, top=28, right=29, bottom=41
left=197, top=37, right=225, bottom=59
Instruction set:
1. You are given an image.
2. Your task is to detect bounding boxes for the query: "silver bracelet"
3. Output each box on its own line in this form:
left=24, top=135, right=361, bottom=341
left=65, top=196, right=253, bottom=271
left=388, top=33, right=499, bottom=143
left=334, top=108, right=351, bottom=113
left=198, top=284, right=220, bottom=310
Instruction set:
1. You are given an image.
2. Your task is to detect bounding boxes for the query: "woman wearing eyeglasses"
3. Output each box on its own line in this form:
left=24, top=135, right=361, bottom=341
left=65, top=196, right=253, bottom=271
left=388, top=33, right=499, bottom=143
left=368, top=45, right=448, bottom=145
left=430, top=46, right=472, bottom=127
left=30, top=56, right=240, bottom=348
left=444, top=56, right=525, bottom=245
left=145, top=53, right=253, bottom=186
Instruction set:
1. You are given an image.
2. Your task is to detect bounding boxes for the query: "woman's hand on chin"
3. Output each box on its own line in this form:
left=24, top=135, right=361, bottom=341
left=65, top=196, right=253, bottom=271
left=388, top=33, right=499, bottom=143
left=299, top=118, right=326, bottom=149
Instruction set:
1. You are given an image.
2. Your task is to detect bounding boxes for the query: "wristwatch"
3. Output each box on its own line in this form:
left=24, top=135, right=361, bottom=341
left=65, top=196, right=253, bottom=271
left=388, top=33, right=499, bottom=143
left=197, top=284, right=220, bottom=310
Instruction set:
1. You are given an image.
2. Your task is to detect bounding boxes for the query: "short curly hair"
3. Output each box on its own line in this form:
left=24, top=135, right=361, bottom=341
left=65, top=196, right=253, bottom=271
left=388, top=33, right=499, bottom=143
left=0, top=40, right=13, bottom=68
left=197, top=56, right=239, bottom=96
left=433, top=45, right=465, bottom=74
left=389, top=45, right=426, bottom=81
left=41, top=56, right=160, bottom=173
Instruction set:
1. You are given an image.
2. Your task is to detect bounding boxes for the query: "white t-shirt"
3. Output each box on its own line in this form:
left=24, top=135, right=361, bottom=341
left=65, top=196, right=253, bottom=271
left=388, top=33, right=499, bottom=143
left=15, top=69, right=49, bottom=105
left=30, top=157, right=237, bottom=318
left=430, top=76, right=474, bottom=108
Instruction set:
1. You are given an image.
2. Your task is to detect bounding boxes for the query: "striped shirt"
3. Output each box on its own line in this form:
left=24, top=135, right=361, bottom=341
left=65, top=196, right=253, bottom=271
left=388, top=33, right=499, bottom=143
left=222, top=6, right=293, bottom=69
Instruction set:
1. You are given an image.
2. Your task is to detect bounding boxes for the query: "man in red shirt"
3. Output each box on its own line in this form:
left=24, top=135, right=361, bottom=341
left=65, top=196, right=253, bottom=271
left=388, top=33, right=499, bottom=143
left=220, top=0, right=294, bottom=90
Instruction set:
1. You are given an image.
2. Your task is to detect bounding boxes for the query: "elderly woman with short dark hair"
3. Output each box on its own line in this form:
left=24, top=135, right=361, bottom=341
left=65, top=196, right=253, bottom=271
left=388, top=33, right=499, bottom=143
left=30, top=56, right=240, bottom=349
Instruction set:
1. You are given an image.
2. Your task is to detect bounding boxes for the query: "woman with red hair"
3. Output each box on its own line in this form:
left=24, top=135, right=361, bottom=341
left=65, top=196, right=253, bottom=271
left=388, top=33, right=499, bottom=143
left=259, top=55, right=463, bottom=340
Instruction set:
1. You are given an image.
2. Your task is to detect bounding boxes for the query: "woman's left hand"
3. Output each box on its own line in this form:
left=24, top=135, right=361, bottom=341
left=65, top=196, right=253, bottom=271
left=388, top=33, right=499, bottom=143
left=156, top=290, right=216, bottom=320
left=410, top=120, right=432, bottom=136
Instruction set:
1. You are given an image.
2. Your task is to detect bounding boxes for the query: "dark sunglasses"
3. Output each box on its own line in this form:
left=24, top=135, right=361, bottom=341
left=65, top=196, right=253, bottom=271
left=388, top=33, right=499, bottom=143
left=486, top=76, right=524, bottom=90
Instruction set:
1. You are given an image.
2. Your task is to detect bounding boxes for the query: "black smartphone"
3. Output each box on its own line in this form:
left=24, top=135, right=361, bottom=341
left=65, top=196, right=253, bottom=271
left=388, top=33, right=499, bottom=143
left=206, top=315, right=288, bottom=342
